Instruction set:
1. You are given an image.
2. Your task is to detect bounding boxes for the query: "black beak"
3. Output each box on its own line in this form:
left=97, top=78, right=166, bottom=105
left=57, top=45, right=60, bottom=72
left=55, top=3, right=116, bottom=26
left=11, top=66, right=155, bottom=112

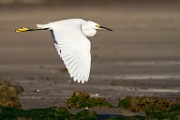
left=100, top=26, right=113, bottom=31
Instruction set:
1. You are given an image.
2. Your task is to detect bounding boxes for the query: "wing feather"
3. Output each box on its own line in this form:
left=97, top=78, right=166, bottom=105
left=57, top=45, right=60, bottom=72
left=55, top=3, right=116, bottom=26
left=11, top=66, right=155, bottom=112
left=51, top=28, right=91, bottom=83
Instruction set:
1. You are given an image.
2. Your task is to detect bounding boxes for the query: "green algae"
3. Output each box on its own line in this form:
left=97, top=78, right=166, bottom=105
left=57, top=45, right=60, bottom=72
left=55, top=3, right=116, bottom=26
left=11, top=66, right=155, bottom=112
left=74, top=110, right=99, bottom=120
left=1, top=82, right=180, bottom=120
left=0, top=81, right=22, bottom=108
left=118, top=96, right=180, bottom=120
left=118, top=96, right=131, bottom=109
left=146, top=103, right=180, bottom=120
left=118, top=96, right=171, bottom=112
left=0, top=106, right=100, bottom=120
left=0, top=105, right=147, bottom=120
left=0, top=106, right=71, bottom=120
left=105, top=115, right=145, bottom=120
left=66, top=90, right=112, bottom=109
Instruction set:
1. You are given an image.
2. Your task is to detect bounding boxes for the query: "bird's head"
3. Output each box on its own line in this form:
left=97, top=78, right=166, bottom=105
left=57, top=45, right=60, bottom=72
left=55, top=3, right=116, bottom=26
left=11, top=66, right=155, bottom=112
left=81, top=21, right=113, bottom=37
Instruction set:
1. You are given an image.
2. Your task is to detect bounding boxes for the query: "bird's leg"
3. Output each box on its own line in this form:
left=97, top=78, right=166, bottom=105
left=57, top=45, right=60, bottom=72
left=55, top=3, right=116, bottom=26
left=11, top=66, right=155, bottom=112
left=15, top=27, right=48, bottom=32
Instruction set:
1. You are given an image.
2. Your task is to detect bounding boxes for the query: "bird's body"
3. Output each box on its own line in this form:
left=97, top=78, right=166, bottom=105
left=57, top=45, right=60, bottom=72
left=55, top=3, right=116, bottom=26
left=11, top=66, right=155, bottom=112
left=16, top=18, right=113, bottom=83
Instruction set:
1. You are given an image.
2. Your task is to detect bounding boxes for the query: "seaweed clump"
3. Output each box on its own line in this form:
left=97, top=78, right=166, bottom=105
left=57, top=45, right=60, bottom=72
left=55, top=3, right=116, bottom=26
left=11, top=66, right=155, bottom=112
left=0, top=81, right=22, bottom=108
left=118, top=96, right=171, bottom=112
left=0, top=106, right=99, bottom=120
left=0, top=105, right=146, bottom=120
left=118, top=96, right=180, bottom=119
left=66, top=90, right=112, bottom=109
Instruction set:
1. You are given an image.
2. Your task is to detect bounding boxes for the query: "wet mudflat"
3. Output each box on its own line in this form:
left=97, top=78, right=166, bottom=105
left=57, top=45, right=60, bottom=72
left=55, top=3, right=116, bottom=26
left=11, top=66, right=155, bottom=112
left=0, top=1, right=180, bottom=118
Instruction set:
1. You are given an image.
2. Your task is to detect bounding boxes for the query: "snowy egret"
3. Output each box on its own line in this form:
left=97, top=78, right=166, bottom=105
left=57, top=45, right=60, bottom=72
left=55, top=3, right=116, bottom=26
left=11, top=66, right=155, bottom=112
left=15, top=18, right=113, bottom=83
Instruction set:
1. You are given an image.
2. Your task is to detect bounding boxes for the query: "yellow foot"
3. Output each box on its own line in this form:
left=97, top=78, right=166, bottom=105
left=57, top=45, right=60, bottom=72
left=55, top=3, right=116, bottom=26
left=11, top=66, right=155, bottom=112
left=15, top=27, right=29, bottom=32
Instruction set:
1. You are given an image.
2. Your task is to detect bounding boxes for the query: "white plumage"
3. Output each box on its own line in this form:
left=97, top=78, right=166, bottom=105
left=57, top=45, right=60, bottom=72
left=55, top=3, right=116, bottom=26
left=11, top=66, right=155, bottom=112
left=16, top=18, right=113, bottom=84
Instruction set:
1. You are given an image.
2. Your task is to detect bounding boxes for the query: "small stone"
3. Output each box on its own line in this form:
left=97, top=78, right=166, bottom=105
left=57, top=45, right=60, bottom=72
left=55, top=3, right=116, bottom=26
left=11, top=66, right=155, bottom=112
left=36, top=89, right=40, bottom=93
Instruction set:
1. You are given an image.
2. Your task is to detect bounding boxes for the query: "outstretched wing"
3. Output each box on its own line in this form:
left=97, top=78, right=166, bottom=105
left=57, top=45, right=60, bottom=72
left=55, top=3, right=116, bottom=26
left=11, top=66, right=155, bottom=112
left=51, top=28, right=91, bottom=83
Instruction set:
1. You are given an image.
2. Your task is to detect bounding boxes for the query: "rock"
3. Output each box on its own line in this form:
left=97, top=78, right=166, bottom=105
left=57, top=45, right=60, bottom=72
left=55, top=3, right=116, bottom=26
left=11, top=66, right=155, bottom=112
left=66, top=90, right=112, bottom=109
left=0, top=80, right=22, bottom=108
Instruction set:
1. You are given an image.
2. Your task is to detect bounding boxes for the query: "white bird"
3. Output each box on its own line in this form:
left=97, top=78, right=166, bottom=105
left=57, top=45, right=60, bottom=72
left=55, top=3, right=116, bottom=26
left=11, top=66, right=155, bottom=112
left=15, top=18, right=113, bottom=84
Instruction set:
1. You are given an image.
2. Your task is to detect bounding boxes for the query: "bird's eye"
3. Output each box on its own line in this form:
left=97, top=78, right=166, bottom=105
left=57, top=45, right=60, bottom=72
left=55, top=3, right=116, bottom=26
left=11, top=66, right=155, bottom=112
left=96, top=24, right=100, bottom=28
